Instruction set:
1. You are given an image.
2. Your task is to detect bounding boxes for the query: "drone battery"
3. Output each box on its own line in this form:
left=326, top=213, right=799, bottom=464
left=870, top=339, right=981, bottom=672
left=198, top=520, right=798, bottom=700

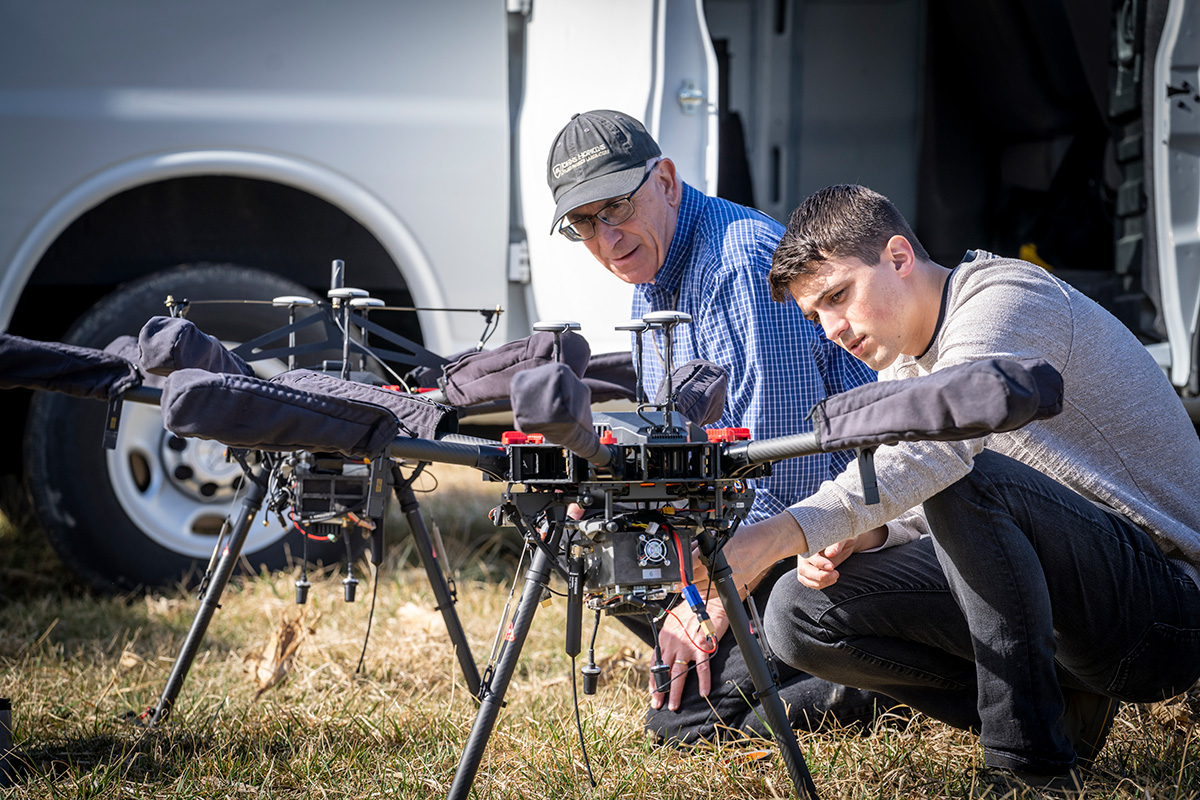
left=294, top=461, right=370, bottom=517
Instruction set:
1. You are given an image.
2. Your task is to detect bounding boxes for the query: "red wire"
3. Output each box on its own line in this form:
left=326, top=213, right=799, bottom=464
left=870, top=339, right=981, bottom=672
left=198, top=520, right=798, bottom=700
left=665, top=606, right=718, bottom=654
left=290, top=514, right=332, bottom=542
left=670, top=525, right=687, bottom=584
left=664, top=525, right=716, bottom=653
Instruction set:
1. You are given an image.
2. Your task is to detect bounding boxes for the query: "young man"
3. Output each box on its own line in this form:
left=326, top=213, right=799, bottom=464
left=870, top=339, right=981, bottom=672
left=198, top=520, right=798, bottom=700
left=546, top=111, right=879, bottom=743
left=716, top=183, right=1200, bottom=793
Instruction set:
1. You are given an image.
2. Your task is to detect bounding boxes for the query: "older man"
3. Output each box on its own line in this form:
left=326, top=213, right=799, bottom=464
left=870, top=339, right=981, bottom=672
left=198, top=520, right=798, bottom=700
left=547, top=110, right=879, bottom=744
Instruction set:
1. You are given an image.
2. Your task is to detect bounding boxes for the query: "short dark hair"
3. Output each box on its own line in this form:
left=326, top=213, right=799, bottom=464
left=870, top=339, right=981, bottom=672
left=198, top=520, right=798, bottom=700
left=768, top=184, right=930, bottom=302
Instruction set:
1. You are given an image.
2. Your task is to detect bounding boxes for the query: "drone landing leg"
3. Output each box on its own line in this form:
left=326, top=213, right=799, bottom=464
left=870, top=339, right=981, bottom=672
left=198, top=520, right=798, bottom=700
left=146, top=466, right=268, bottom=727
left=391, top=466, right=482, bottom=697
left=699, top=532, right=820, bottom=800
left=446, top=544, right=554, bottom=800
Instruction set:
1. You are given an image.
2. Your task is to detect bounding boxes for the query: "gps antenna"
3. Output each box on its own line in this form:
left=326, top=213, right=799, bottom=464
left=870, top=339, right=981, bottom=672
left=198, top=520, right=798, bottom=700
left=532, top=320, right=582, bottom=363
left=643, top=310, right=693, bottom=428
left=615, top=320, right=650, bottom=404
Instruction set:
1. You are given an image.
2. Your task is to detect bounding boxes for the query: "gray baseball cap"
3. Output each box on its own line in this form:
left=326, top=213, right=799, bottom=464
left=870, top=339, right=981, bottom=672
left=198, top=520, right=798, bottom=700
left=546, top=110, right=662, bottom=233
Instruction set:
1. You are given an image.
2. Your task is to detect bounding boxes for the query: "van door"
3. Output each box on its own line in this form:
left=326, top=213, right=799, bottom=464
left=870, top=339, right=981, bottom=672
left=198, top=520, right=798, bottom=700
left=516, top=0, right=718, bottom=354
left=1153, top=0, right=1200, bottom=394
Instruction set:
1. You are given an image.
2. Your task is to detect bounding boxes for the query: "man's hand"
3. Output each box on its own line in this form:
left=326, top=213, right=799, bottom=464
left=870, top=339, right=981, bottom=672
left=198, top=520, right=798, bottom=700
left=651, top=594, right=729, bottom=711
left=692, top=513, right=808, bottom=598
left=795, top=526, right=887, bottom=589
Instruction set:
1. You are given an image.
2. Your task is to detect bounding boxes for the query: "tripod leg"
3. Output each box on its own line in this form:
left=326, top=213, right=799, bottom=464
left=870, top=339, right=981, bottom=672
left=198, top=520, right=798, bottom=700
left=391, top=467, right=482, bottom=697
left=699, top=532, right=820, bottom=800
left=446, top=544, right=554, bottom=800
left=146, top=467, right=268, bottom=727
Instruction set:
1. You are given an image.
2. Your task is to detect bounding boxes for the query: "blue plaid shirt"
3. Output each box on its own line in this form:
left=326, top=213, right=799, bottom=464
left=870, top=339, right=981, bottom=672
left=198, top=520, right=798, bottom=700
left=631, top=183, right=876, bottom=522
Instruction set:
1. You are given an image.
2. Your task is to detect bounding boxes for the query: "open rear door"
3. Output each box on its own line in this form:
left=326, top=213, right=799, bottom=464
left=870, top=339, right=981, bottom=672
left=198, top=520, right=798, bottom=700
left=1153, top=0, right=1200, bottom=394
left=515, top=0, right=718, bottom=354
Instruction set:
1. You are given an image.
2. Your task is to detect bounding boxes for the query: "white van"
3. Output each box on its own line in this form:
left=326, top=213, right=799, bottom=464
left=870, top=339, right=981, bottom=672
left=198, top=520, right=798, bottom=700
left=1, top=0, right=1195, bottom=590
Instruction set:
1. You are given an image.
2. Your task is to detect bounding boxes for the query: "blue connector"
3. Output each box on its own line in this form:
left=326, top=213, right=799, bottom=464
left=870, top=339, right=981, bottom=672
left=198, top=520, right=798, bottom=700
left=683, top=584, right=716, bottom=637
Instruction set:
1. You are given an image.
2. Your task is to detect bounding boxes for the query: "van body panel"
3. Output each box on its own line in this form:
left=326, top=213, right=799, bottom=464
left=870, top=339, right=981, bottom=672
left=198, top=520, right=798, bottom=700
left=0, top=0, right=511, bottom=355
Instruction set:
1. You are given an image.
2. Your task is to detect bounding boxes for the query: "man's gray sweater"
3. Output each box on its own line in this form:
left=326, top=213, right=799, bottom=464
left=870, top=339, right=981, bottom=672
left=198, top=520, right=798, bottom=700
left=787, top=251, right=1200, bottom=581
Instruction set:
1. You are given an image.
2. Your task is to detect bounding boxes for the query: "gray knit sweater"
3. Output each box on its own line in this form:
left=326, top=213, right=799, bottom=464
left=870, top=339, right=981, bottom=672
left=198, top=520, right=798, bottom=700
left=787, top=251, right=1200, bottom=578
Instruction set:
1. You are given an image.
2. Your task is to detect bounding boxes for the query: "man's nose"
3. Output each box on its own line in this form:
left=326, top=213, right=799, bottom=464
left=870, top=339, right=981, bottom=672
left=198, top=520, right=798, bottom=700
left=594, top=219, right=622, bottom=248
left=823, top=315, right=848, bottom=343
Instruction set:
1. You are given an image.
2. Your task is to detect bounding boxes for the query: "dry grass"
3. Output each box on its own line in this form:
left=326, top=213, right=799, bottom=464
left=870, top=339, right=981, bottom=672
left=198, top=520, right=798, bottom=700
left=0, top=464, right=1197, bottom=799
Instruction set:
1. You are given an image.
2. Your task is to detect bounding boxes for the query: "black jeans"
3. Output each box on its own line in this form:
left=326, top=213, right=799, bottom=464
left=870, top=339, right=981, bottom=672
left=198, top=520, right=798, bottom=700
left=764, top=451, right=1200, bottom=774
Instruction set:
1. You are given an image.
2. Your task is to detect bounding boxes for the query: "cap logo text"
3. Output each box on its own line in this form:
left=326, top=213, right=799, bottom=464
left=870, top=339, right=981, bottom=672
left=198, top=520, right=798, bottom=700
left=552, top=144, right=610, bottom=179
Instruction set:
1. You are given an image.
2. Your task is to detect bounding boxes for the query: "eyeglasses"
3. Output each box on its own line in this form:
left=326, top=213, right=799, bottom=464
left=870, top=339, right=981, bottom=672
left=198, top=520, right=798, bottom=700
left=558, top=167, right=656, bottom=242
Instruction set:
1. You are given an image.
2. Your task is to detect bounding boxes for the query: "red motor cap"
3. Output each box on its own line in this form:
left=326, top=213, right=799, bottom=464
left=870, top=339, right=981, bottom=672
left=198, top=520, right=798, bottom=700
left=706, top=427, right=752, bottom=442
left=501, top=431, right=546, bottom=444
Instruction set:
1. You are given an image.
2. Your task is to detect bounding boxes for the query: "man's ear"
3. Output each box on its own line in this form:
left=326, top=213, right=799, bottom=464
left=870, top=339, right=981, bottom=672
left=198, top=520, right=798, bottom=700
left=657, top=158, right=681, bottom=207
left=885, top=235, right=917, bottom=276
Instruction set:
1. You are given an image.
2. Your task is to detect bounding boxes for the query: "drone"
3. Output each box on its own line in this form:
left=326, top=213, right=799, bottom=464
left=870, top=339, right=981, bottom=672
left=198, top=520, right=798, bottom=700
left=0, top=259, right=1063, bottom=800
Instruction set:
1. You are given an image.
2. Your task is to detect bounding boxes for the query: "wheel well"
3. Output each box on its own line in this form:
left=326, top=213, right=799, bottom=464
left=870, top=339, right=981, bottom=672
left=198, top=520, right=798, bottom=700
left=1, top=175, right=422, bottom=476
left=9, top=175, right=418, bottom=341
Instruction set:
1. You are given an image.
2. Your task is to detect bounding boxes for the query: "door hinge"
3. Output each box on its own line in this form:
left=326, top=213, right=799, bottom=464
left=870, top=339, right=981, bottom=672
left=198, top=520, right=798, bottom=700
left=508, top=240, right=531, bottom=283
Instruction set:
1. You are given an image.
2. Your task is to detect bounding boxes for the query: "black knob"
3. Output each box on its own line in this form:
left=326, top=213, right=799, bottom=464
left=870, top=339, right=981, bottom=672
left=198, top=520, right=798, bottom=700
left=581, top=664, right=601, bottom=695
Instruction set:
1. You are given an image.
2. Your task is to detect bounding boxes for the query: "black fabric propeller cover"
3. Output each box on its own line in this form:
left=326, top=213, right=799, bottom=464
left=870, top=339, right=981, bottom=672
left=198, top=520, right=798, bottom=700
left=809, top=357, right=1063, bottom=451
left=582, top=351, right=638, bottom=403
left=655, top=358, right=728, bottom=426
left=511, top=362, right=600, bottom=460
left=160, top=368, right=398, bottom=457
left=403, top=348, right=473, bottom=391
left=0, top=332, right=141, bottom=399
left=104, top=335, right=166, bottom=389
left=441, top=329, right=590, bottom=407
left=138, top=316, right=255, bottom=377
left=271, top=369, right=458, bottom=439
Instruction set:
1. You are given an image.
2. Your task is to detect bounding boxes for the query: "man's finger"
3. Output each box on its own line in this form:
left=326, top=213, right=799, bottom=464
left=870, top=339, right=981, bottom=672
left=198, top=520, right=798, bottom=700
left=668, top=657, right=690, bottom=711
left=797, top=567, right=838, bottom=590
left=796, top=562, right=833, bottom=590
left=796, top=558, right=825, bottom=579
left=809, top=554, right=835, bottom=571
left=650, top=677, right=665, bottom=709
left=797, top=574, right=824, bottom=590
left=696, top=654, right=711, bottom=697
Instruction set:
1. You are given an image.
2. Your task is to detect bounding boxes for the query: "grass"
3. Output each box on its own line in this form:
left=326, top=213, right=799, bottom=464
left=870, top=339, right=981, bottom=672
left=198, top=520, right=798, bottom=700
left=0, top=464, right=1197, bottom=799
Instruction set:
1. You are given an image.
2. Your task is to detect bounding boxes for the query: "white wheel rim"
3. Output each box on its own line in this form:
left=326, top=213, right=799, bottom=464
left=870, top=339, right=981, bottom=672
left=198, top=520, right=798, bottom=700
left=105, top=355, right=290, bottom=560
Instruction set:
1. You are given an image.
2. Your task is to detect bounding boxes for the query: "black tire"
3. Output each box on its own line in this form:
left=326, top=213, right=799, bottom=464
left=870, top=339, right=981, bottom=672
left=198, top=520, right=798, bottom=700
left=25, top=264, right=348, bottom=592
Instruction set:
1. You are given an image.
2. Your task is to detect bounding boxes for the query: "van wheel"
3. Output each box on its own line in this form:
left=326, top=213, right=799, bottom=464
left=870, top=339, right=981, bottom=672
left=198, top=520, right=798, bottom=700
left=24, top=264, right=348, bottom=592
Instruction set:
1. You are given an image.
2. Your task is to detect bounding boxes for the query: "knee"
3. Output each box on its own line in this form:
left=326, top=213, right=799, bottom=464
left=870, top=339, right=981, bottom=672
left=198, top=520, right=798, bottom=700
left=645, top=703, right=712, bottom=746
left=922, top=450, right=1024, bottom=532
left=763, top=575, right=825, bottom=670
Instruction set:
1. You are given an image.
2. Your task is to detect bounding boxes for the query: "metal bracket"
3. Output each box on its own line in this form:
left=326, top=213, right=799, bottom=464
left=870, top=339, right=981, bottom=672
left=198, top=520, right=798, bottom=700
left=678, top=80, right=705, bottom=115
